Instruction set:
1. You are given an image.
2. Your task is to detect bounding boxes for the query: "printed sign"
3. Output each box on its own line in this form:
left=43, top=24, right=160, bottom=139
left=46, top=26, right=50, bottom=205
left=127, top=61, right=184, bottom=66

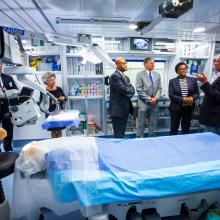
left=1, top=26, right=24, bottom=35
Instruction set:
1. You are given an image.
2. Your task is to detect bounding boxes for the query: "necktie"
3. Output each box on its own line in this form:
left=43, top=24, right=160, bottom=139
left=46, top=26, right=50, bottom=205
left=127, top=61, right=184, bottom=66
left=149, top=72, right=153, bottom=85
left=122, top=74, right=128, bottom=84
left=0, top=78, right=2, bottom=89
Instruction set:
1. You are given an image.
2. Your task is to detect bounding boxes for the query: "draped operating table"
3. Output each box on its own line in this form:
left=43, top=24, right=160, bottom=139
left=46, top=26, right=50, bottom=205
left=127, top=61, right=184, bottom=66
left=11, top=132, right=220, bottom=219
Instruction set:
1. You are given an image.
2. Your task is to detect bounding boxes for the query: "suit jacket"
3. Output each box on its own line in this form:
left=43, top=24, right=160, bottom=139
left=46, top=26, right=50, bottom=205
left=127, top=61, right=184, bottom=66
left=0, top=73, right=18, bottom=114
left=136, top=70, right=162, bottom=109
left=168, top=76, right=199, bottom=111
left=109, top=70, right=135, bottom=118
left=199, top=77, right=220, bottom=127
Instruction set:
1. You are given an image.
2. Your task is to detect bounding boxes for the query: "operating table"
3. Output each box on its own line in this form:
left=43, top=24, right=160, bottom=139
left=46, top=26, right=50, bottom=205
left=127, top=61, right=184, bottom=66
left=11, top=132, right=220, bottom=219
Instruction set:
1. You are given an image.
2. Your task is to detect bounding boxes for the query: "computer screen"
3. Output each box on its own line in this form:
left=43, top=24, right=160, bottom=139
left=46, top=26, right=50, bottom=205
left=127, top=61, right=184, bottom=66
left=130, top=37, right=152, bottom=51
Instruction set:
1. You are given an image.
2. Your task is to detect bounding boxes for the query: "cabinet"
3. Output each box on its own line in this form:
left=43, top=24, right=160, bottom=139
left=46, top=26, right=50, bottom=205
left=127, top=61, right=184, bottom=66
left=63, top=50, right=106, bottom=136
left=180, top=41, right=212, bottom=75
left=26, top=44, right=63, bottom=104
left=27, top=44, right=61, bottom=73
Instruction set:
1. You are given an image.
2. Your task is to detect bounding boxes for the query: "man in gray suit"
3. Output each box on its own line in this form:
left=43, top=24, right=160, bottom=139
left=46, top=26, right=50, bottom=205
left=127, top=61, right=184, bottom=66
left=136, top=57, right=162, bottom=137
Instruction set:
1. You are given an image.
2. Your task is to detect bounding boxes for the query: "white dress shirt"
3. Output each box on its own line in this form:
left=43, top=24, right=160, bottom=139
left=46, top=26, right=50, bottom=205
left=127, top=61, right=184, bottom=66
left=146, top=69, right=153, bottom=80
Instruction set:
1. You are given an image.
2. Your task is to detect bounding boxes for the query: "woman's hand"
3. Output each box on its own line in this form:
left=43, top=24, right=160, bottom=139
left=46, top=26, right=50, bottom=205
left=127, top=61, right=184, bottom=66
left=183, top=96, right=193, bottom=104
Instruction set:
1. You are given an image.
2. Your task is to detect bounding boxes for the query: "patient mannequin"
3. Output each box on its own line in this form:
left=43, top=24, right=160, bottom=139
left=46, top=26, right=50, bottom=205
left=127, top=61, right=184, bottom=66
left=16, top=142, right=46, bottom=176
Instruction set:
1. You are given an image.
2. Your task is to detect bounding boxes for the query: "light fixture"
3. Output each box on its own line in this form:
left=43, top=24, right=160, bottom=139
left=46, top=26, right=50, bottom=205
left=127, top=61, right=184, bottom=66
left=129, top=24, right=138, bottom=30
left=193, top=27, right=206, bottom=33
left=21, top=39, right=28, bottom=45
left=56, top=17, right=130, bottom=26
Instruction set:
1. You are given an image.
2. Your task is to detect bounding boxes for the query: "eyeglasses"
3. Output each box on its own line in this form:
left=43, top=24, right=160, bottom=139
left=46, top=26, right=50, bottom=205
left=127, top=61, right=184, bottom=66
left=178, top=68, right=187, bottom=71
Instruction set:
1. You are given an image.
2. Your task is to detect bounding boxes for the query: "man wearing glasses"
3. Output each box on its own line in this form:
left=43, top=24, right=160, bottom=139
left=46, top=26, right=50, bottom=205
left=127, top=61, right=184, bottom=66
left=197, top=56, right=220, bottom=135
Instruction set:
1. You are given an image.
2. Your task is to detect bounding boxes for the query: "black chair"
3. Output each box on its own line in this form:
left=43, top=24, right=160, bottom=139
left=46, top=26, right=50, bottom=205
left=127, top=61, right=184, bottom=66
left=0, top=152, right=18, bottom=220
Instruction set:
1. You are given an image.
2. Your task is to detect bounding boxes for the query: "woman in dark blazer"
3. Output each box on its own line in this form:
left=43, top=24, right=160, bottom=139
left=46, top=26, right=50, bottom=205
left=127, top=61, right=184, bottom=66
left=168, top=62, right=200, bottom=135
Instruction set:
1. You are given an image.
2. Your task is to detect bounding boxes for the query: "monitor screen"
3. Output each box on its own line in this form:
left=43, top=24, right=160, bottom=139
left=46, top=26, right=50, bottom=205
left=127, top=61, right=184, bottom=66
left=130, top=37, right=152, bottom=51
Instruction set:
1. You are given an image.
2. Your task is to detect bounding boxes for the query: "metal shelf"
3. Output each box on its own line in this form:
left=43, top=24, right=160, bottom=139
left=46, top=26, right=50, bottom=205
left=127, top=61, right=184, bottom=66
left=108, top=51, right=176, bottom=57
left=68, top=95, right=104, bottom=100
left=67, top=75, right=104, bottom=79
left=180, top=56, right=209, bottom=59
left=158, top=116, right=170, bottom=119
left=36, top=71, right=62, bottom=74
left=28, top=52, right=60, bottom=56
left=66, top=53, right=81, bottom=57
left=158, top=106, right=169, bottom=108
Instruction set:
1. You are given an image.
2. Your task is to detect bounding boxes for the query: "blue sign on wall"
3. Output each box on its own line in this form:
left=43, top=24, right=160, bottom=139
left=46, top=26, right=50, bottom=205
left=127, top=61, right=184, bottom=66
left=1, top=26, right=24, bottom=35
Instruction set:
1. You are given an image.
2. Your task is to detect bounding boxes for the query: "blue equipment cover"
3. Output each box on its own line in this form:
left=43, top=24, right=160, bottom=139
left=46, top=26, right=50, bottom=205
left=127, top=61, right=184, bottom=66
left=42, top=110, right=80, bottom=129
left=46, top=133, right=220, bottom=207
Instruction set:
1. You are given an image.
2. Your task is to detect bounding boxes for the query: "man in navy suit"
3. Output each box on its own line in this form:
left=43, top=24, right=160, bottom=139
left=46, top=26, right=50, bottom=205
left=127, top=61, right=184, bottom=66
left=169, top=62, right=200, bottom=135
left=197, top=56, right=220, bottom=135
left=109, top=57, right=135, bottom=138
left=0, top=64, right=18, bottom=151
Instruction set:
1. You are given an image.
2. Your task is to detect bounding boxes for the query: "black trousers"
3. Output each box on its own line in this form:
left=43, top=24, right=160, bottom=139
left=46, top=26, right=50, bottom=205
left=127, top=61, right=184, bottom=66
left=170, top=107, right=193, bottom=135
left=0, top=103, right=14, bottom=151
left=111, top=116, right=128, bottom=138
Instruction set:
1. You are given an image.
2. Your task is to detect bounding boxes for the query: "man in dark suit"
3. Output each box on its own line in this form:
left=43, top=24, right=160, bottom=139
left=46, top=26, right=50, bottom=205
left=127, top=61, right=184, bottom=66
left=0, top=64, right=18, bottom=151
left=197, top=56, right=220, bottom=135
left=109, top=57, right=135, bottom=138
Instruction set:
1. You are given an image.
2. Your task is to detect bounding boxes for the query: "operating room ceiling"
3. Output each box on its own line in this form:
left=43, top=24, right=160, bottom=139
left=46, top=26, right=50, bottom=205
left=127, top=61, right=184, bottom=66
left=0, top=0, right=220, bottom=41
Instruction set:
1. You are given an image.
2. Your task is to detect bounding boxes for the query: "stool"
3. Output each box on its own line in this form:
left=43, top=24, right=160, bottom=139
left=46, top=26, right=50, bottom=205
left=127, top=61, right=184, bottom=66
left=0, top=152, right=18, bottom=220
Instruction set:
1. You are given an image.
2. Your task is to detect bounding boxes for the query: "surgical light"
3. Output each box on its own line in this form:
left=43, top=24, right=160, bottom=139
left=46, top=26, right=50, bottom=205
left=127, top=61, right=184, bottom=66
left=129, top=24, right=138, bottom=30
left=193, top=27, right=206, bottom=33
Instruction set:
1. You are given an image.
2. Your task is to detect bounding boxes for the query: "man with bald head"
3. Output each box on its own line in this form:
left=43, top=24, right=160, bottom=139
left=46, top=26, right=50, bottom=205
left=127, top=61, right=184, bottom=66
left=197, top=55, right=220, bottom=134
left=109, top=57, right=135, bottom=138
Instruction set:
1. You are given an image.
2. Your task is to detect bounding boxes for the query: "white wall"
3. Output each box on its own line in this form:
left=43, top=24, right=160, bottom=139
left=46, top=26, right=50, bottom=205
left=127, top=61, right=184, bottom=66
left=105, top=60, right=166, bottom=95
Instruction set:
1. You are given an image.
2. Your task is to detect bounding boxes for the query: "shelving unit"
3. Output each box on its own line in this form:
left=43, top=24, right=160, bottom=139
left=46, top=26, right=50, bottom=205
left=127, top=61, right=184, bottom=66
left=61, top=46, right=106, bottom=136
left=27, top=44, right=62, bottom=73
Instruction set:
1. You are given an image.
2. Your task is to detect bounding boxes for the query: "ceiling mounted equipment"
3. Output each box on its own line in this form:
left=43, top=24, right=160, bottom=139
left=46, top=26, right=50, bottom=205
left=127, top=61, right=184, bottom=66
left=159, top=0, right=193, bottom=18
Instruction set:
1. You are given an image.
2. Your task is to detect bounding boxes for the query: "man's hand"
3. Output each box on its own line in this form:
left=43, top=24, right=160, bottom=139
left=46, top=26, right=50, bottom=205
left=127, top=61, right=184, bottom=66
left=58, top=96, right=65, bottom=101
left=183, top=96, right=193, bottom=104
left=196, top=73, right=209, bottom=83
left=149, top=97, right=158, bottom=105
left=2, top=87, right=7, bottom=92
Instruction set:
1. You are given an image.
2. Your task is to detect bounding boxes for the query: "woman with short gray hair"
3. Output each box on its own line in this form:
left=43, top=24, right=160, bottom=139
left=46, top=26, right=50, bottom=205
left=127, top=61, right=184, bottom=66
left=40, top=72, right=67, bottom=138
